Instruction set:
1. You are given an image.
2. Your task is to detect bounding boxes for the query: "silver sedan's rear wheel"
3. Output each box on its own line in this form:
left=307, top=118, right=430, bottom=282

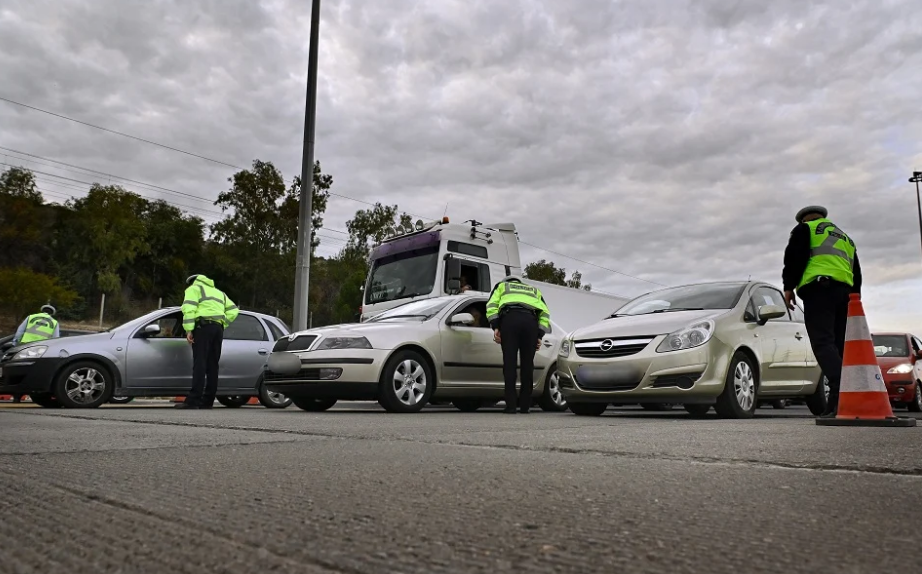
left=714, top=352, right=758, bottom=419
left=378, top=350, right=433, bottom=413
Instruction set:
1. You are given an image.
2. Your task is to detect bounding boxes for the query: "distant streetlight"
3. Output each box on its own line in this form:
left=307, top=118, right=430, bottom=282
left=912, top=171, right=922, bottom=264
left=293, top=0, right=321, bottom=332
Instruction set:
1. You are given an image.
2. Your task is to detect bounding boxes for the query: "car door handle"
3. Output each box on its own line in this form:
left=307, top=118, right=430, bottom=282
left=258, top=349, right=269, bottom=355
left=794, top=333, right=803, bottom=340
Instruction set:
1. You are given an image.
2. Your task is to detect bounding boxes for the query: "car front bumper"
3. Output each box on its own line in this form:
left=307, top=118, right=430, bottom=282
left=883, top=376, right=917, bottom=403
left=0, top=358, right=63, bottom=395
left=263, top=349, right=389, bottom=400
left=557, top=337, right=732, bottom=404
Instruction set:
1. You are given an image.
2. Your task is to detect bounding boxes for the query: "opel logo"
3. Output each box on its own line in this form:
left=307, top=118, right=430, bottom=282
left=600, top=339, right=614, bottom=351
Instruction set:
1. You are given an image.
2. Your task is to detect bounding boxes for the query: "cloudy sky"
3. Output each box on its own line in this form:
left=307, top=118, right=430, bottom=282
left=1, top=0, right=921, bottom=330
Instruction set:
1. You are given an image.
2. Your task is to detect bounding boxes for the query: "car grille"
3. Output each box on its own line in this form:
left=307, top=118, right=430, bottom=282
left=574, top=337, right=655, bottom=359
left=272, top=334, right=318, bottom=353
left=573, top=378, right=641, bottom=392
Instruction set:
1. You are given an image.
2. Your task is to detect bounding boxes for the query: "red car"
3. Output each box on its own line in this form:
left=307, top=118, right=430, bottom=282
left=871, top=332, right=922, bottom=412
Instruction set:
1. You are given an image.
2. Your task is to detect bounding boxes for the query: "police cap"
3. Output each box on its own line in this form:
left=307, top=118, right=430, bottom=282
left=795, top=205, right=827, bottom=223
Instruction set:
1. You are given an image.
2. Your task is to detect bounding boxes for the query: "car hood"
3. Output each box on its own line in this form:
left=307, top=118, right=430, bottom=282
left=4, top=331, right=114, bottom=355
left=570, top=309, right=728, bottom=340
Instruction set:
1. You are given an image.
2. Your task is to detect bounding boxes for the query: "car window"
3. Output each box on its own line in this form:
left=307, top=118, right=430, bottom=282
left=751, top=287, right=790, bottom=322
left=224, top=314, right=267, bottom=341
left=911, top=336, right=922, bottom=352
left=147, top=312, right=184, bottom=338
left=266, top=319, right=286, bottom=341
left=451, top=301, right=489, bottom=328
left=872, top=335, right=910, bottom=357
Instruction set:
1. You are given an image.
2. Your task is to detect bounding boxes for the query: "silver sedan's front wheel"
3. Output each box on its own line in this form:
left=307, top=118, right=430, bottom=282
left=714, top=352, right=758, bottom=419
left=53, top=362, right=113, bottom=409
left=378, top=350, right=433, bottom=413
left=258, top=380, right=292, bottom=409
left=539, top=367, right=568, bottom=412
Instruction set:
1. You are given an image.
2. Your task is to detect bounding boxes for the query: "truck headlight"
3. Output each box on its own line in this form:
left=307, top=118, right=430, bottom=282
left=559, top=339, right=572, bottom=358
left=13, top=346, right=48, bottom=361
left=316, top=337, right=372, bottom=350
left=887, top=363, right=914, bottom=374
left=656, top=321, right=715, bottom=353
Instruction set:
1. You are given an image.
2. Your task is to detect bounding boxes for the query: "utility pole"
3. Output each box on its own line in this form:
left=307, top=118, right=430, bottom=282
left=293, top=0, right=322, bottom=332
left=911, top=171, right=922, bottom=264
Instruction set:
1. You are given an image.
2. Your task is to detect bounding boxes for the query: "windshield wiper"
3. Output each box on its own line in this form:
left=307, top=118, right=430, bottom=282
left=651, top=307, right=705, bottom=313
left=372, top=314, right=429, bottom=321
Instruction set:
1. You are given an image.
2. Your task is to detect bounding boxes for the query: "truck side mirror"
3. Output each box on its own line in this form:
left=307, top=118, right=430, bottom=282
left=445, top=257, right=461, bottom=280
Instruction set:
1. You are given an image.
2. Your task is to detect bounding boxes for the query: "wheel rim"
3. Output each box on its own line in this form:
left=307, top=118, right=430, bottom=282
left=64, top=368, right=106, bottom=405
left=392, top=359, right=426, bottom=406
left=915, top=384, right=921, bottom=407
left=548, top=372, right=565, bottom=407
left=734, top=361, right=755, bottom=411
left=266, top=390, right=288, bottom=405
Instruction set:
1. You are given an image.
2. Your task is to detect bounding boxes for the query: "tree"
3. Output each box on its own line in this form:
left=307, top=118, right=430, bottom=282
left=0, top=267, right=78, bottom=328
left=0, top=167, right=53, bottom=271
left=0, top=166, right=41, bottom=200
left=345, top=202, right=413, bottom=254
left=524, top=259, right=591, bottom=291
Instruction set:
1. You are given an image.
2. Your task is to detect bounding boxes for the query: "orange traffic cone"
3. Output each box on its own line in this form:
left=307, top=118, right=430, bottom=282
left=247, top=397, right=259, bottom=405
left=817, top=293, right=916, bottom=427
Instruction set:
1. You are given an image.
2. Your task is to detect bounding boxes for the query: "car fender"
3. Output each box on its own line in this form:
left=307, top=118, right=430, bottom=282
left=384, top=344, right=439, bottom=390
left=51, top=352, right=125, bottom=389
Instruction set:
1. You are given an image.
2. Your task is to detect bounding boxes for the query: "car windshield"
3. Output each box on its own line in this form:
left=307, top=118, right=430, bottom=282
left=614, top=283, right=747, bottom=316
left=367, top=298, right=452, bottom=322
left=872, top=335, right=909, bottom=357
left=365, top=246, right=439, bottom=304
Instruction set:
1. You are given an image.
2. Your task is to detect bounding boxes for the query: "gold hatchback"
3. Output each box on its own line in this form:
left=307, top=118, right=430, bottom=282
left=557, top=281, right=827, bottom=419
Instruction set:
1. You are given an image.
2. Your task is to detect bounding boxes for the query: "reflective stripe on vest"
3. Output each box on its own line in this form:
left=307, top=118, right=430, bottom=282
left=20, top=313, right=58, bottom=344
left=798, top=218, right=856, bottom=290
left=182, top=282, right=231, bottom=330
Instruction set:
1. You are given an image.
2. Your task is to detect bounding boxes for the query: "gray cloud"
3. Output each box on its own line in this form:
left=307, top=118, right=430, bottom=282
left=1, top=0, right=921, bottom=328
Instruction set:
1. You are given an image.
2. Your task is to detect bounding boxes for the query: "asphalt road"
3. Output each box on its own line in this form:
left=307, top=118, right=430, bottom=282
left=1, top=401, right=920, bottom=574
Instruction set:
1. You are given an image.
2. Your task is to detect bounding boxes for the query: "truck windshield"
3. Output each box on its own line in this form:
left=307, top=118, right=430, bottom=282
left=365, top=246, right=439, bottom=304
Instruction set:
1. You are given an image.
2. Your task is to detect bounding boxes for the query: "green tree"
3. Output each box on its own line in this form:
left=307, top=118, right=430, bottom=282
left=345, top=202, right=413, bottom=254
left=524, top=259, right=591, bottom=291
left=0, top=167, right=53, bottom=271
left=0, top=267, right=78, bottom=329
left=0, top=166, right=41, bottom=200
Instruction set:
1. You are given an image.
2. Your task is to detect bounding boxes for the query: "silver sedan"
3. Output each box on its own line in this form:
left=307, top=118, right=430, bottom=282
left=0, top=307, right=292, bottom=409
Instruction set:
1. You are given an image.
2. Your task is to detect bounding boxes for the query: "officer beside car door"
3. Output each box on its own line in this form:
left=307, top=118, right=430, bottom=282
left=781, top=205, right=862, bottom=418
left=486, top=275, right=552, bottom=414
left=176, top=274, right=239, bottom=409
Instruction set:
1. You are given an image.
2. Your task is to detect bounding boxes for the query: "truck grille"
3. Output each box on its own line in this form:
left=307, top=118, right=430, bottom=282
left=574, top=337, right=654, bottom=359
left=272, top=334, right=317, bottom=353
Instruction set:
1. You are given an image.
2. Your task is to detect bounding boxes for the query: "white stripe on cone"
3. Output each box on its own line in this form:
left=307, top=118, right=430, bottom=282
left=844, top=314, right=872, bottom=342
left=841, top=364, right=888, bottom=393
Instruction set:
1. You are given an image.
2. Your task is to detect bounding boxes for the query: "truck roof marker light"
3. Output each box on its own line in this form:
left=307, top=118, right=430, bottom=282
left=415, top=219, right=424, bottom=231
left=442, top=217, right=449, bottom=224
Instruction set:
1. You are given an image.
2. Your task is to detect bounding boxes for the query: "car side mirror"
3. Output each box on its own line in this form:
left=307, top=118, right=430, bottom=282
left=142, top=324, right=161, bottom=336
left=757, top=304, right=786, bottom=325
left=449, top=313, right=475, bottom=326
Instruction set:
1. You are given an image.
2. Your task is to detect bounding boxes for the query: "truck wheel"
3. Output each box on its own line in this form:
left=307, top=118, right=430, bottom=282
left=452, top=399, right=482, bottom=412
left=568, top=402, right=607, bottom=416
left=216, top=396, right=250, bottom=408
left=378, top=350, right=433, bottom=413
left=30, top=392, right=61, bottom=408
left=640, top=402, right=674, bottom=411
left=109, top=396, right=134, bottom=404
left=805, top=375, right=829, bottom=416
left=53, top=361, right=114, bottom=409
left=538, top=366, right=568, bottom=412
left=292, top=397, right=337, bottom=412
left=684, top=404, right=710, bottom=417
left=714, top=352, right=758, bottom=419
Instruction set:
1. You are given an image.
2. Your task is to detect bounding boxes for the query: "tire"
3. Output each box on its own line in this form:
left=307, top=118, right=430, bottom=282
left=538, top=366, right=568, bottom=412
left=568, top=402, right=608, bottom=416
left=908, top=381, right=922, bottom=413
left=258, top=381, right=292, bottom=409
left=640, top=402, right=674, bottom=411
left=109, top=396, right=134, bottom=404
left=291, top=397, right=337, bottom=412
left=216, top=395, right=250, bottom=408
left=771, top=399, right=787, bottom=409
left=805, top=375, right=829, bottom=416
left=52, top=361, right=114, bottom=408
left=684, top=404, right=711, bottom=417
left=714, top=352, right=758, bottom=419
left=378, top=350, right=434, bottom=413
left=452, top=399, right=483, bottom=412
left=29, top=392, right=61, bottom=408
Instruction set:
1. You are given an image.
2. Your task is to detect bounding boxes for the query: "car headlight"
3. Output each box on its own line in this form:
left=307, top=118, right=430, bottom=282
left=13, top=345, right=48, bottom=361
left=656, top=320, right=715, bottom=353
left=315, top=336, right=372, bottom=350
left=887, top=363, right=914, bottom=374
left=559, top=339, right=572, bottom=358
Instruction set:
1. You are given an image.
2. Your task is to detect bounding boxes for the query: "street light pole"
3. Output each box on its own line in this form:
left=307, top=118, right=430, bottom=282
left=293, top=0, right=321, bottom=332
left=911, top=171, right=922, bottom=265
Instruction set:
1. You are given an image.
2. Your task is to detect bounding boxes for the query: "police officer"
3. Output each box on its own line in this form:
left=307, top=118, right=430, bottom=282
left=486, top=275, right=551, bottom=414
left=782, top=205, right=862, bottom=418
left=11, top=305, right=59, bottom=402
left=176, top=274, right=239, bottom=409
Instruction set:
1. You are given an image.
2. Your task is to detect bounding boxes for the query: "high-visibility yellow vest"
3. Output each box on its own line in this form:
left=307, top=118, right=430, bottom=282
left=20, top=313, right=58, bottom=344
left=181, top=275, right=239, bottom=332
left=798, top=218, right=857, bottom=290
left=486, top=279, right=551, bottom=333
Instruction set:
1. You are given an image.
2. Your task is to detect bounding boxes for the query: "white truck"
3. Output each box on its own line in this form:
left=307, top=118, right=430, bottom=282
left=359, top=218, right=630, bottom=333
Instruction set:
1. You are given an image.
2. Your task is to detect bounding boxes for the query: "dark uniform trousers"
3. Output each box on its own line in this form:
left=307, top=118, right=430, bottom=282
left=799, top=278, right=851, bottom=410
left=187, top=320, right=224, bottom=407
left=499, top=308, right=541, bottom=410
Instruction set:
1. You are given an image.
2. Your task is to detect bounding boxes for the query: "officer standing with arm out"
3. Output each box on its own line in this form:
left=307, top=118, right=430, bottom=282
left=176, top=274, right=239, bottom=409
left=781, top=205, right=861, bottom=419
left=486, top=276, right=552, bottom=414
left=10, top=305, right=59, bottom=402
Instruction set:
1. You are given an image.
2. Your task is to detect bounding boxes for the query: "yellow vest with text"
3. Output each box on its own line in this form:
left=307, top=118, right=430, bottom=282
left=798, top=218, right=856, bottom=290
left=486, top=280, right=551, bottom=333
left=181, top=276, right=239, bottom=332
left=20, top=313, right=58, bottom=344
